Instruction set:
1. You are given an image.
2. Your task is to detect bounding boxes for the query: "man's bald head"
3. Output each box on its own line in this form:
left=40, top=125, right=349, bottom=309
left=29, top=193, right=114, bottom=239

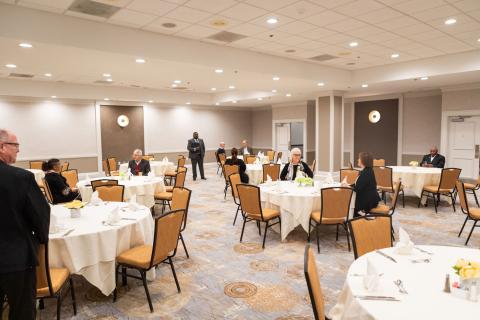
left=0, top=129, right=19, bottom=164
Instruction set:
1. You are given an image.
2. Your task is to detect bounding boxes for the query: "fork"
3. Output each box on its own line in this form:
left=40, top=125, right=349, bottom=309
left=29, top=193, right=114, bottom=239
left=394, top=280, right=408, bottom=294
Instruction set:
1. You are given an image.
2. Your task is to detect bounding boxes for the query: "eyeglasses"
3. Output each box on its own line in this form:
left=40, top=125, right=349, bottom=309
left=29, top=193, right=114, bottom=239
left=2, top=142, right=20, bottom=148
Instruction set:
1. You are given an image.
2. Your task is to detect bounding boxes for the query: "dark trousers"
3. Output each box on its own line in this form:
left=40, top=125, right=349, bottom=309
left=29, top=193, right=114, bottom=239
left=191, top=157, right=205, bottom=179
left=0, top=268, right=36, bottom=320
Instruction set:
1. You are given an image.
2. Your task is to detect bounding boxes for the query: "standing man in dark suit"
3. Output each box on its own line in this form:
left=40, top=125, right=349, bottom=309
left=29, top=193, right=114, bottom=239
left=239, top=140, right=253, bottom=155
left=128, top=149, right=151, bottom=176
left=421, top=146, right=445, bottom=168
left=187, top=132, right=206, bottom=181
left=0, top=129, right=50, bottom=320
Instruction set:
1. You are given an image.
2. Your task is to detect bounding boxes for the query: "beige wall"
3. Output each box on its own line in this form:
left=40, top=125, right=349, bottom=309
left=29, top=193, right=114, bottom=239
left=252, top=108, right=272, bottom=149
left=15, top=156, right=98, bottom=172
left=272, top=102, right=308, bottom=120
left=442, top=87, right=480, bottom=111
left=317, top=97, right=330, bottom=171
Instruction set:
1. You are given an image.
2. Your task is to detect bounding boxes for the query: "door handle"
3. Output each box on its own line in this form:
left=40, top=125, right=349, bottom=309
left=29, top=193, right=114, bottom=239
left=475, top=145, right=479, bottom=159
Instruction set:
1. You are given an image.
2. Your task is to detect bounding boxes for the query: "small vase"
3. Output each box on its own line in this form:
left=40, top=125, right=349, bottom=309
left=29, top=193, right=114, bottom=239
left=70, top=208, right=81, bottom=218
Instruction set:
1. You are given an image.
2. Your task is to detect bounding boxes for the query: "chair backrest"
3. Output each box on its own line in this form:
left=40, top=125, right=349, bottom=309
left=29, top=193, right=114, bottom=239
left=177, top=156, right=186, bottom=168
left=373, top=166, right=393, bottom=189
left=276, top=151, right=283, bottom=163
left=91, top=179, right=118, bottom=189
left=228, top=173, right=241, bottom=204
left=262, top=164, right=280, bottom=182
left=373, top=159, right=385, bottom=166
left=218, top=153, right=226, bottom=165
left=142, top=155, right=154, bottom=161
left=41, top=178, right=53, bottom=204
left=30, top=161, right=43, bottom=170
left=36, top=243, right=55, bottom=297
left=310, top=159, right=316, bottom=172
left=61, top=169, right=79, bottom=189
left=174, top=168, right=187, bottom=188
left=150, top=209, right=185, bottom=267
left=102, top=159, right=110, bottom=176
left=107, top=157, right=117, bottom=171
left=348, top=215, right=392, bottom=259
left=438, top=168, right=462, bottom=191
left=171, top=187, right=192, bottom=231
left=245, top=155, right=256, bottom=164
left=320, top=187, right=353, bottom=222
left=456, top=180, right=470, bottom=215
left=237, top=184, right=264, bottom=219
left=266, top=150, right=275, bottom=162
left=390, top=181, right=402, bottom=213
left=60, top=162, right=69, bottom=172
left=223, top=165, right=239, bottom=183
left=304, top=245, right=326, bottom=320
left=95, top=185, right=124, bottom=202
left=340, top=169, right=360, bottom=184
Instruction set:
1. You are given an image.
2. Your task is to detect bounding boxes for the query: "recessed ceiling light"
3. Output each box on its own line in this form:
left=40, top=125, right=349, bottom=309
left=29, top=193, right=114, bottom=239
left=173, top=80, right=181, bottom=84
left=420, top=76, right=429, bottom=80
left=286, top=93, right=292, bottom=97
left=317, top=82, right=325, bottom=86
left=135, top=58, right=146, bottom=63
left=228, top=85, right=235, bottom=89
left=349, top=41, right=359, bottom=47
left=106, top=78, right=113, bottom=82
left=104, top=98, right=110, bottom=101
left=445, top=18, right=456, bottom=25
left=215, top=102, right=220, bottom=106
left=232, top=100, right=237, bottom=104
left=272, top=89, right=277, bottom=93
left=5, top=64, right=16, bottom=68
left=272, top=76, right=280, bottom=81
left=171, top=84, right=178, bottom=88
left=257, top=97, right=263, bottom=101
left=211, top=87, right=217, bottom=91
left=19, top=43, right=32, bottom=48
left=478, top=38, right=480, bottom=42
left=215, top=69, right=223, bottom=73
left=186, top=102, right=191, bottom=105
left=361, top=84, right=368, bottom=88
left=50, top=95, right=56, bottom=98
left=391, top=53, right=400, bottom=58
left=148, top=100, right=153, bottom=103
left=44, top=73, right=52, bottom=77
left=103, top=73, right=111, bottom=77
left=267, top=17, right=278, bottom=24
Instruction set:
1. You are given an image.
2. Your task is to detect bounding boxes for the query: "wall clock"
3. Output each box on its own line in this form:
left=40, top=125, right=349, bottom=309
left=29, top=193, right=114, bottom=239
left=368, top=110, right=381, bottom=123
left=117, top=115, right=129, bottom=127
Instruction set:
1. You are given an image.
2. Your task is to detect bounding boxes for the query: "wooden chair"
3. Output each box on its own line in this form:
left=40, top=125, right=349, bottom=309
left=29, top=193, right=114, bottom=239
left=340, top=168, right=359, bottom=184
left=369, top=181, right=402, bottom=241
left=308, top=187, right=353, bottom=253
left=223, top=164, right=239, bottom=199
left=94, top=185, right=124, bottom=202
left=237, top=184, right=281, bottom=249
left=165, top=167, right=187, bottom=192
left=464, top=176, right=480, bottom=207
left=90, top=179, right=118, bottom=190
left=113, top=209, right=185, bottom=312
left=373, top=166, right=404, bottom=207
left=456, top=181, right=480, bottom=245
left=228, top=173, right=242, bottom=226
left=142, top=155, right=154, bottom=161
left=169, top=187, right=192, bottom=258
left=107, top=157, right=119, bottom=176
left=373, top=159, right=385, bottom=166
left=102, top=159, right=110, bottom=176
left=165, top=156, right=186, bottom=185
left=60, top=162, right=69, bottom=172
left=30, top=160, right=44, bottom=170
left=304, top=245, right=329, bottom=320
left=310, top=159, right=316, bottom=173
left=417, top=168, right=461, bottom=213
left=262, top=164, right=280, bottom=182
left=36, top=243, right=76, bottom=320
left=61, top=169, right=78, bottom=190
left=347, top=214, right=393, bottom=259
left=42, top=178, right=54, bottom=204
left=275, top=151, right=283, bottom=163
left=155, top=168, right=187, bottom=212
left=217, top=153, right=226, bottom=176
left=266, top=150, right=275, bottom=162
left=245, top=155, right=256, bottom=164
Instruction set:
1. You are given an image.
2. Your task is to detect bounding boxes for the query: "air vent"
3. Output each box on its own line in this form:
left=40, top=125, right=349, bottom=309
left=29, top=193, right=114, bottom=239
left=308, top=54, right=337, bottom=62
left=206, top=31, right=246, bottom=43
left=94, top=80, right=114, bottom=84
left=130, top=84, right=141, bottom=88
left=168, top=86, right=190, bottom=91
left=9, top=73, right=34, bottom=78
left=68, top=0, right=120, bottom=18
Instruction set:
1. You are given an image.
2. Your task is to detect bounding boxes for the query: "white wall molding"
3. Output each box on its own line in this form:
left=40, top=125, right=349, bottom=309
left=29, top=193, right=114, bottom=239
left=18, top=153, right=98, bottom=161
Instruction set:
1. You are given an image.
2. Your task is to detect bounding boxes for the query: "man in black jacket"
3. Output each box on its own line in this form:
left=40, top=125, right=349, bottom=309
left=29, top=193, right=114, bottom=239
left=187, top=132, right=206, bottom=180
left=421, top=146, right=445, bottom=168
left=0, top=129, right=50, bottom=319
left=128, top=149, right=151, bottom=176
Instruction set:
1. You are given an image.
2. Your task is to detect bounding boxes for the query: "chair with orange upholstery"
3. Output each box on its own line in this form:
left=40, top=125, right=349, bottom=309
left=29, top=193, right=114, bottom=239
left=347, top=214, right=392, bottom=259
left=340, top=168, right=360, bottom=185
left=266, top=150, right=275, bottom=162
left=107, top=157, right=119, bottom=176
left=262, top=164, right=280, bottom=182
left=169, top=187, right=192, bottom=258
left=61, top=169, right=78, bottom=190
left=373, top=159, right=385, bottom=167
left=373, top=166, right=404, bottom=207
left=228, top=173, right=242, bottom=226
left=223, top=164, right=239, bottom=199
left=94, top=185, right=125, bottom=202
left=417, top=168, right=461, bottom=213
left=154, top=168, right=187, bottom=212
left=304, top=244, right=329, bottom=320
left=30, top=160, right=43, bottom=170
left=464, top=176, right=480, bottom=207
left=165, top=155, right=186, bottom=185
left=456, top=180, right=480, bottom=245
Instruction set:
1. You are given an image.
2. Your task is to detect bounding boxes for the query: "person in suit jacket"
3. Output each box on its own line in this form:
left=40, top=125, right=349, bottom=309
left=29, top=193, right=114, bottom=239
left=187, top=132, right=206, bottom=180
left=346, top=152, right=381, bottom=217
left=43, top=159, right=80, bottom=204
left=225, top=148, right=249, bottom=183
left=239, top=140, right=253, bottom=155
left=128, top=149, right=151, bottom=176
left=421, top=146, right=445, bottom=168
left=280, top=148, right=313, bottom=180
left=0, top=129, right=50, bottom=320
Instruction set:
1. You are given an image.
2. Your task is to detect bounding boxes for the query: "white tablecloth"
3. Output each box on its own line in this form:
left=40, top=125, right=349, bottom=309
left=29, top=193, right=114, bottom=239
left=329, top=245, right=480, bottom=320
left=119, top=161, right=175, bottom=176
left=246, top=164, right=263, bottom=185
left=49, top=202, right=155, bottom=295
left=391, top=166, right=442, bottom=198
left=27, top=169, right=45, bottom=185
left=77, top=176, right=166, bottom=208
left=260, top=181, right=353, bottom=240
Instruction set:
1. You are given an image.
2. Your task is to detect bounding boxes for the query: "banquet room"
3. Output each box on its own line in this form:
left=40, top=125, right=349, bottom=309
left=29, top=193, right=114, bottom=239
left=1, top=0, right=480, bottom=319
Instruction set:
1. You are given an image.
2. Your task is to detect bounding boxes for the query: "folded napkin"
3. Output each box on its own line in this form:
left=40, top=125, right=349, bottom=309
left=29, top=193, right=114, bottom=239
left=395, top=227, right=414, bottom=255
left=324, top=175, right=334, bottom=184
left=277, top=158, right=282, bottom=164
left=254, top=158, right=260, bottom=165
left=162, top=156, right=169, bottom=163
left=363, top=258, right=380, bottom=291
left=147, top=171, right=155, bottom=177
left=257, top=151, right=262, bottom=157
left=341, top=176, right=348, bottom=185
left=89, top=191, right=103, bottom=206
left=128, top=195, right=142, bottom=211
left=106, top=206, right=121, bottom=225
left=266, top=174, right=272, bottom=182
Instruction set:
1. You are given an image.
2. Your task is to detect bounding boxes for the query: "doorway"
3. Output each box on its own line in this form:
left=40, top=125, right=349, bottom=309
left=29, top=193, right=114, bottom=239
left=273, top=120, right=306, bottom=162
left=447, top=116, right=480, bottom=179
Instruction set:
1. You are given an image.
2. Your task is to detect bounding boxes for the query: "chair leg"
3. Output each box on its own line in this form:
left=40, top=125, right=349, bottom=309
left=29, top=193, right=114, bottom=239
left=344, top=223, right=351, bottom=252
left=465, top=220, right=478, bottom=245
left=262, top=220, right=269, bottom=249
left=401, top=190, right=405, bottom=208
left=179, top=233, right=189, bottom=258
left=69, top=277, right=77, bottom=315
left=316, top=224, right=320, bottom=253
left=257, top=221, right=261, bottom=235
left=169, top=257, right=181, bottom=293
left=433, top=193, right=438, bottom=213
left=113, top=264, right=120, bottom=302
left=233, top=205, right=240, bottom=226
left=140, top=271, right=154, bottom=312
left=224, top=185, right=228, bottom=199
left=336, top=224, right=339, bottom=241
left=239, top=217, right=247, bottom=243
left=122, top=267, right=127, bottom=286
left=450, top=193, right=456, bottom=212
left=56, top=295, right=62, bottom=320
left=473, top=190, right=479, bottom=207
left=458, top=216, right=469, bottom=237
left=391, top=226, right=395, bottom=242
left=307, top=218, right=312, bottom=242
left=418, top=191, right=424, bottom=208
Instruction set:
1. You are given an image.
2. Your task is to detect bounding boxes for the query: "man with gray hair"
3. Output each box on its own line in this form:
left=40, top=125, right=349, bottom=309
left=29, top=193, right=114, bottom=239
left=0, top=129, right=50, bottom=319
left=128, top=148, right=151, bottom=176
left=421, top=146, right=445, bottom=168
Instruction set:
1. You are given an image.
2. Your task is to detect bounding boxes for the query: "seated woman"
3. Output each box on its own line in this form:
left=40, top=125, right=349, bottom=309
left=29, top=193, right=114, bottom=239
left=346, top=152, right=380, bottom=217
left=225, top=148, right=249, bottom=183
left=43, top=158, right=80, bottom=204
left=280, top=148, right=313, bottom=181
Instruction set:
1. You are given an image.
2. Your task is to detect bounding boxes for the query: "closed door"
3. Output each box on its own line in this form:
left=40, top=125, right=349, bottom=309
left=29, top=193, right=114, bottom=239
left=275, top=123, right=290, bottom=162
left=448, top=118, right=480, bottom=179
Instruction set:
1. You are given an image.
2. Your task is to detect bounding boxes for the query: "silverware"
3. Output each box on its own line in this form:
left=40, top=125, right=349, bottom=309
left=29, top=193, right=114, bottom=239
left=410, top=258, right=431, bottom=263
left=121, top=217, right=137, bottom=221
left=63, top=229, right=74, bottom=237
left=350, top=273, right=384, bottom=277
left=394, top=280, right=408, bottom=294
left=376, top=250, right=397, bottom=263
left=415, top=246, right=433, bottom=255
left=354, top=295, right=400, bottom=301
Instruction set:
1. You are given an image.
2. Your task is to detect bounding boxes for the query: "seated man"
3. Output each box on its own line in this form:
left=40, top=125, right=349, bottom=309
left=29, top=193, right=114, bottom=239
left=216, top=142, right=226, bottom=158
left=43, top=158, right=80, bottom=204
left=239, top=139, right=253, bottom=155
left=280, top=148, right=313, bottom=180
left=128, top=149, right=151, bottom=175
left=421, top=146, right=445, bottom=168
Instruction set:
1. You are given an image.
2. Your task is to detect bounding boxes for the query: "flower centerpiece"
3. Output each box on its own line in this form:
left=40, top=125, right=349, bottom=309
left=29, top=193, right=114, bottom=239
left=295, top=177, right=314, bottom=187
left=452, top=259, right=480, bottom=300
left=64, top=200, right=86, bottom=218
left=409, top=161, right=419, bottom=167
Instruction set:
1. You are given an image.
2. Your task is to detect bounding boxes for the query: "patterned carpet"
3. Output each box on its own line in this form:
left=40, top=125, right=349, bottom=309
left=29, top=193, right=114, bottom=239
left=33, top=165, right=479, bottom=319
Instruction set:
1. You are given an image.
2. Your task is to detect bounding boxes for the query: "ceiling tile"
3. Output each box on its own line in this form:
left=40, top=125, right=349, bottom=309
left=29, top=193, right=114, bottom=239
left=303, top=10, right=349, bottom=27
left=164, top=0, right=188, bottom=4
left=395, top=23, right=436, bottom=36
left=382, top=37, right=416, bottom=48
left=164, top=5, right=212, bottom=23
left=275, top=0, right=325, bottom=19
left=198, top=14, right=242, bottom=30
left=295, top=40, right=327, bottom=50
left=127, top=0, right=178, bottom=16
left=249, top=13, right=295, bottom=29
left=0, top=0, right=16, bottom=4
left=453, top=0, right=480, bottom=11
left=359, top=31, right=401, bottom=43
left=407, top=29, right=445, bottom=41
left=411, top=5, right=461, bottom=21
left=254, top=30, right=292, bottom=41
left=227, top=37, right=265, bottom=48
left=18, top=0, right=73, bottom=13
left=277, top=20, right=318, bottom=34
left=274, top=35, right=310, bottom=46
left=184, top=0, right=237, bottom=14
left=392, top=0, right=445, bottom=14
left=346, top=25, right=385, bottom=38
left=219, top=3, right=268, bottom=22
left=251, top=41, right=286, bottom=51
left=301, top=27, right=337, bottom=40
left=65, top=10, right=107, bottom=22
left=244, top=0, right=298, bottom=11
left=467, top=9, right=480, bottom=20
left=334, top=0, right=384, bottom=16
left=109, top=9, right=157, bottom=28
left=356, top=7, right=404, bottom=24
left=227, top=23, right=267, bottom=36
left=92, top=0, right=131, bottom=7
left=325, top=18, right=368, bottom=32
left=175, top=24, right=219, bottom=39
left=321, top=33, right=356, bottom=45
left=376, top=16, right=420, bottom=30
left=143, top=16, right=191, bottom=34
left=308, top=0, right=357, bottom=9
left=358, top=44, right=397, bottom=56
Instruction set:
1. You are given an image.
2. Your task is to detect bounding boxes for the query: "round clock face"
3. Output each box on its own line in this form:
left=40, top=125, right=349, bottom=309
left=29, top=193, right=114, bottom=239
left=368, top=110, right=381, bottom=123
left=117, top=115, right=129, bottom=127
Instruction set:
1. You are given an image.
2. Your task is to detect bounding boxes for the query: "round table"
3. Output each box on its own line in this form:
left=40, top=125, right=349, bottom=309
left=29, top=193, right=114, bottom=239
left=27, top=168, right=45, bottom=185
left=329, top=245, right=480, bottom=320
left=77, top=176, right=166, bottom=208
left=48, top=202, right=154, bottom=295
left=259, top=181, right=352, bottom=240
left=119, top=161, right=175, bottom=176
left=391, top=166, right=442, bottom=198
left=246, top=164, right=263, bottom=185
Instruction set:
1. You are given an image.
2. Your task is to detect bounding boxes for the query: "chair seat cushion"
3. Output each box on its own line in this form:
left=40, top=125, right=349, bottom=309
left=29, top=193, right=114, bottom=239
left=310, top=211, right=345, bottom=224
left=247, top=208, right=280, bottom=220
left=37, top=268, right=69, bottom=297
left=110, top=171, right=119, bottom=176
left=369, top=204, right=391, bottom=214
left=378, top=185, right=403, bottom=192
left=164, top=170, right=176, bottom=177
left=423, top=185, right=451, bottom=193
left=154, top=191, right=172, bottom=200
left=465, top=183, right=478, bottom=190
left=470, top=208, right=480, bottom=219
left=165, top=185, right=174, bottom=192
left=117, top=245, right=154, bottom=269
